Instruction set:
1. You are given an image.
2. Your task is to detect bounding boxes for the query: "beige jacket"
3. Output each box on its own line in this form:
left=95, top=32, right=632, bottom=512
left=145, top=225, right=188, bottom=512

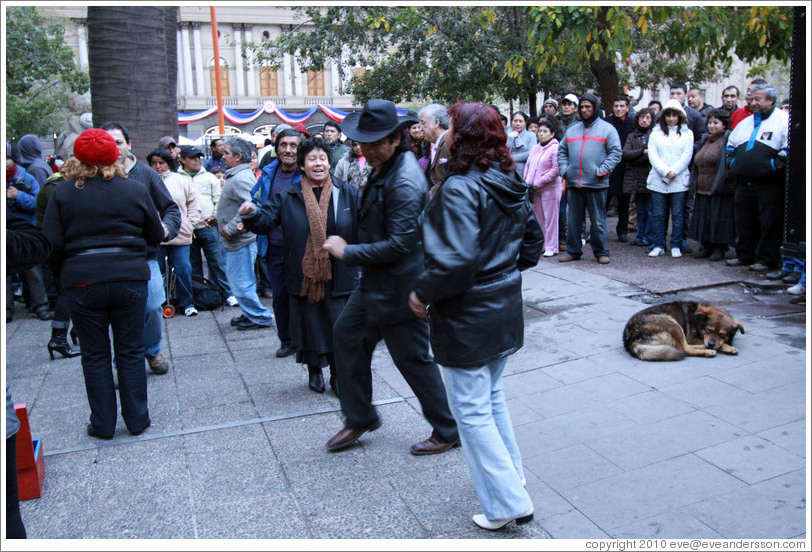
left=160, top=171, right=201, bottom=246
left=178, top=166, right=221, bottom=229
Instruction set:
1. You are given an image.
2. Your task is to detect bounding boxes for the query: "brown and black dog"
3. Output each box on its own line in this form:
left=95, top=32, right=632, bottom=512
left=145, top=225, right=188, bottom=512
left=623, top=301, right=745, bottom=361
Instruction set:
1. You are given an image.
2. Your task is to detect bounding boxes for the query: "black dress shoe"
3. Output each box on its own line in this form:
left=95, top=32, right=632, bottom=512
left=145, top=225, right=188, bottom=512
left=308, top=366, right=325, bottom=393
left=275, top=345, right=295, bottom=358
left=783, top=272, right=802, bottom=284
left=708, top=250, right=725, bottom=261
left=87, top=423, right=113, bottom=440
left=326, top=420, right=382, bottom=452
left=230, top=314, right=248, bottom=327
left=236, top=318, right=270, bottom=331
left=130, top=421, right=151, bottom=436
left=618, top=234, right=628, bottom=243
left=35, top=309, right=54, bottom=321
left=766, top=270, right=788, bottom=280
left=694, top=246, right=711, bottom=259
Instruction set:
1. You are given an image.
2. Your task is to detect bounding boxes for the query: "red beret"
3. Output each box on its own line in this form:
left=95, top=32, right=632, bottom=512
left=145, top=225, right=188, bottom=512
left=73, top=129, right=120, bottom=166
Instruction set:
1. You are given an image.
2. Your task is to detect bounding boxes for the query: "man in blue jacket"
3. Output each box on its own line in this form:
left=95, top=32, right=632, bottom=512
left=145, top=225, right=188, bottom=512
left=557, top=94, right=622, bottom=264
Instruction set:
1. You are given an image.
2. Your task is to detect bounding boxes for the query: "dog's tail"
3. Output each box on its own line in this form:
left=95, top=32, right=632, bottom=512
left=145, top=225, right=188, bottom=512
left=630, top=344, right=687, bottom=361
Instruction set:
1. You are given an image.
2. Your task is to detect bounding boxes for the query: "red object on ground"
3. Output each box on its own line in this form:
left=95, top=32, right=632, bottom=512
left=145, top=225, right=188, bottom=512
left=14, top=403, right=45, bottom=500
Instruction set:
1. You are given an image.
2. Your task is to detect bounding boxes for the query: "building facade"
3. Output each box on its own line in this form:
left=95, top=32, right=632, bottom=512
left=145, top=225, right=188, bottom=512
left=40, top=6, right=369, bottom=140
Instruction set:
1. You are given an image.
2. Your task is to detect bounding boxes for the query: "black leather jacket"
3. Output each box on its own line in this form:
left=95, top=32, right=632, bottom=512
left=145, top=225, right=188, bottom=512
left=414, top=164, right=543, bottom=368
left=343, top=150, right=429, bottom=325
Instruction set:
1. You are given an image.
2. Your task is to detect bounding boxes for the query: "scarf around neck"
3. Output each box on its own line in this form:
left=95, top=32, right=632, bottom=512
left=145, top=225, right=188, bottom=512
left=300, top=175, right=333, bottom=303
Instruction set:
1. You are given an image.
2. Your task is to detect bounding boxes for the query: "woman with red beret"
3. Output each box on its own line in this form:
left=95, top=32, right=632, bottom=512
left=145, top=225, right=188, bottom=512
left=42, top=129, right=164, bottom=440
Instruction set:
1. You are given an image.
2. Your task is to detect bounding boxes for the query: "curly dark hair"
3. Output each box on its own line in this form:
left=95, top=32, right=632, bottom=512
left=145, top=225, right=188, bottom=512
left=706, top=108, right=732, bottom=130
left=297, top=137, right=332, bottom=168
left=446, top=103, right=515, bottom=175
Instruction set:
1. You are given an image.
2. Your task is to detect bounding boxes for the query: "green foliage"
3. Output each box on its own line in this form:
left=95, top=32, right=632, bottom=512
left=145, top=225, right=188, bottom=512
left=245, top=6, right=551, bottom=108
left=6, top=6, right=89, bottom=138
left=522, top=5, right=794, bottom=101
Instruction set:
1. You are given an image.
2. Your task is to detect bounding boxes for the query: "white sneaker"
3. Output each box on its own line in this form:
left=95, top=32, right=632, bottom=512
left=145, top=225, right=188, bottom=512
left=648, top=247, right=664, bottom=257
left=184, top=305, right=198, bottom=317
left=542, top=251, right=555, bottom=257
left=671, top=247, right=682, bottom=258
left=226, top=295, right=239, bottom=307
left=787, top=284, right=805, bottom=296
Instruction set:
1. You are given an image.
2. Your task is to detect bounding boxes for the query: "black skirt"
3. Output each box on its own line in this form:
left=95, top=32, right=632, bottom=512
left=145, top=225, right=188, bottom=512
left=289, top=280, right=348, bottom=368
left=689, top=193, right=736, bottom=246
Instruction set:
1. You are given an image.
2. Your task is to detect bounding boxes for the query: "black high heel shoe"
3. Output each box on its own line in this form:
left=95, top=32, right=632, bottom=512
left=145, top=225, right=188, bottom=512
left=48, top=328, right=80, bottom=360
left=70, top=327, right=79, bottom=345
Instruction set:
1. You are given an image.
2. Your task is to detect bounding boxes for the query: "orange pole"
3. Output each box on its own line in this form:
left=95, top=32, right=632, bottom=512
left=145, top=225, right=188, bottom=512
left=210, top=7, right=225, bottom=135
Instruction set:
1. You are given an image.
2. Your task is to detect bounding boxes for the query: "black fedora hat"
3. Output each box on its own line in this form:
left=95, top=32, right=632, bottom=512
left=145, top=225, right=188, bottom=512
left=342, top=99, right=417, bottom=143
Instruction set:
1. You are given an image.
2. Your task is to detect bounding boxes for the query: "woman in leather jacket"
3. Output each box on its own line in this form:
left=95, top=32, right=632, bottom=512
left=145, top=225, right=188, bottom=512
left=410, top=102, right=543, bottom=531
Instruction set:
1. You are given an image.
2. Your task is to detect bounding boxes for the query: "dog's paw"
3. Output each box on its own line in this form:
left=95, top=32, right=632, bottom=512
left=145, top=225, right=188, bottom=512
left=722, top=346, right=739, bottom=355
left=704, top=349, right=718, bottom=357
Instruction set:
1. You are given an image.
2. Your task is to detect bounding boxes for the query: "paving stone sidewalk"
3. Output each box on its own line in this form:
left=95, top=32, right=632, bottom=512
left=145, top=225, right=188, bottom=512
left=3, top=260, right=807, bottom=542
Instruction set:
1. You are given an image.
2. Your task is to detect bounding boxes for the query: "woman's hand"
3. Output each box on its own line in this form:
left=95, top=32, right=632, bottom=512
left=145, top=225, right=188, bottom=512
left=323, top=235, right=347, bottom=260
left=666, top=171, right=677, bottom=181
left=409, top=291, right=428, bottom=320
left=238, top=201, right=256, bottom=216
left=508, top=130, right=519, bottom=139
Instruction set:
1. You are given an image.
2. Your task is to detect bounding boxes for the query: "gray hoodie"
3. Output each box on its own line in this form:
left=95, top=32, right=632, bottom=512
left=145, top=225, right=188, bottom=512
left=216, top=163, right=257, bottom=251
left=557, top=94, right=622, bottom=189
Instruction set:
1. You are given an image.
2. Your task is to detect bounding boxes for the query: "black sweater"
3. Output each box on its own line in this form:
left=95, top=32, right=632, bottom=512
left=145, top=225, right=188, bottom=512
left=41, top=174, right=164, bottom=288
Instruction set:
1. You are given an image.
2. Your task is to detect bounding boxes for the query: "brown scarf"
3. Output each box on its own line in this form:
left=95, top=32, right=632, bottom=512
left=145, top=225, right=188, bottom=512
left=300, top=175, right=333, bottom=303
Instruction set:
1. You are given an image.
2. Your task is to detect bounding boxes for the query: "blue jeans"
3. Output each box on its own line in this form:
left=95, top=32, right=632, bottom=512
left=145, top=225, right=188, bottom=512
left=223, top=242, right=273, bottom=325
left=144, top=258, right=165, bottom=357
left=566, top=187, right=608, bottom=258
left=441, top=357, right=533, bottom=521
left=66, top=280, right=150, bottom=435
left=651, top=191, right=687, bottom=250
left=157, top=245, right=194, bottom=309
left=191, top=226, right=232, bottom=296
left=635, top=193, right=654, bottom=244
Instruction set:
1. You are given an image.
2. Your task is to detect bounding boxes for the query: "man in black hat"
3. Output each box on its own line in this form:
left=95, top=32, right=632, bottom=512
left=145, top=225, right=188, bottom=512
left=322, top=99, right=459, bottom=455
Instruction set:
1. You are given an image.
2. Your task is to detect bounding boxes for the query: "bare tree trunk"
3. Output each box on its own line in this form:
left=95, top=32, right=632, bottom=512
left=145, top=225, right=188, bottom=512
left=87, top=6, right=176, bottom=160
left=588, top=6, right=620, bottom=108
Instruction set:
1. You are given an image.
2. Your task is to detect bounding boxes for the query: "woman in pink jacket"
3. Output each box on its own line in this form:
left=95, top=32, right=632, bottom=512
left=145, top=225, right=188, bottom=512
left=523, top=118, right=562, bottom=256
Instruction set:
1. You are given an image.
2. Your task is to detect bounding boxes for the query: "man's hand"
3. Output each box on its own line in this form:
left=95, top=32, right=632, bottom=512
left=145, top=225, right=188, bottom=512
left=323, top=235, right=347, bottom=260
left=238, top=201, right=256, bottom=216
left=6, top=186, right=18, bottom=200
left=409, top=291, right=428, bottom=320
left=219, top=226, right=230, bottom=240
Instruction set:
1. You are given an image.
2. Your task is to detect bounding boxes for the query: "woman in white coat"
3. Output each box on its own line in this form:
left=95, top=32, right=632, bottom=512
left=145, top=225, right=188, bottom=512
left=645, top=100, right=694, bottom=258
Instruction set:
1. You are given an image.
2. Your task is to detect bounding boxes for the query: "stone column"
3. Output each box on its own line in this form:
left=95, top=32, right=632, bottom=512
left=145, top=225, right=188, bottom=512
left=76, top=19, right=89, bottom=69
left=176, top=28, right=186, bottom=97
left=293, top=57, right=303, bottom=97
left=180, top=23, right=194, bottom=99
left=330, top=59, right=340, bottom=96
left=233, top=24, right=245, bottom=96
left=244, top=25, right=256, bottom=96
left=191, top=22, right=205, bottom=97
left=282, top=54, right=294, bottom=97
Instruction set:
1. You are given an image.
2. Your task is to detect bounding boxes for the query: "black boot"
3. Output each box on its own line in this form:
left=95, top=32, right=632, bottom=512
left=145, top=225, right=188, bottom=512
left=329, top=365, right=339, bottom=397
left=48, top=327, right=80, bottom=360
left=69, top=327, right=79, bottom=345
left=308, top=365, right=325, bottom=393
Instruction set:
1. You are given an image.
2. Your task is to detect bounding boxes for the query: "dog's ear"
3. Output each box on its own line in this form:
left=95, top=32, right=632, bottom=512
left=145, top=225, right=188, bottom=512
left=736, top=321, right=745, bottom=334
left=695, top=305, right=713, bottom=317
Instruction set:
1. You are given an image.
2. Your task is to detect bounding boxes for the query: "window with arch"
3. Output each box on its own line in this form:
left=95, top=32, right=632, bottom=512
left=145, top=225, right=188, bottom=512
left=259, top=66, right=279, bottom=96
left=209, top=57, right=230, bottom=96
left=306, top=69, right=325, bottom=96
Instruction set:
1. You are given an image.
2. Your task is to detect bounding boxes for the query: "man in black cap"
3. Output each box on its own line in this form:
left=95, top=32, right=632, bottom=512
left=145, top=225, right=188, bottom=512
left=322, top=99, right=459, bottom=455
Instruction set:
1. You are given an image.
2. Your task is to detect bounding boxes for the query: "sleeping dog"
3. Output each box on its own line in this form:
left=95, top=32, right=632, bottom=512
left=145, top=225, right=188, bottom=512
left=623, top=301, right=745, bottom=361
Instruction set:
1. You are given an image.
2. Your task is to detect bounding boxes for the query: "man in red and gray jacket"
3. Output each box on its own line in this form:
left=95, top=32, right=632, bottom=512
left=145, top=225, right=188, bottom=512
left=557, top=93, right=622, bottom=265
